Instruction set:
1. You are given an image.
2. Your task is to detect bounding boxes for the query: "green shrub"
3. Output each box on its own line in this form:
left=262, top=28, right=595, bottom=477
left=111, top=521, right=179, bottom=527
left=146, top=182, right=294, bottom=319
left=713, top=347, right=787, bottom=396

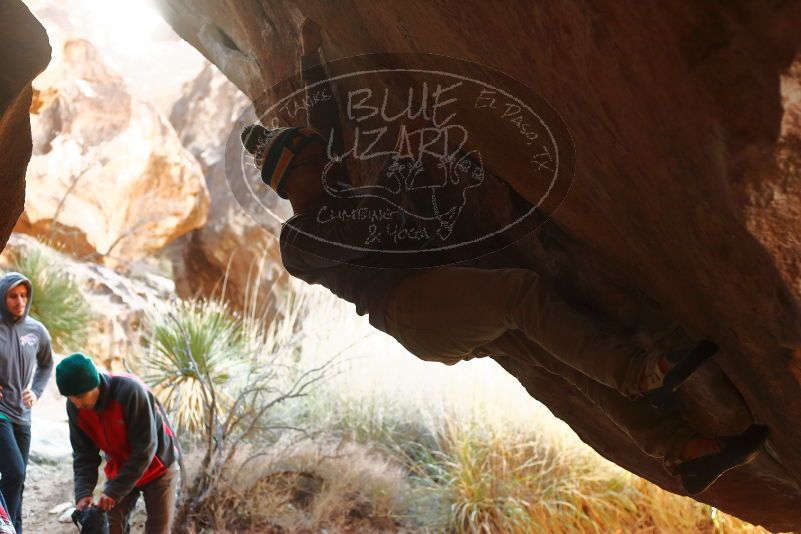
left=142, top=289, right=339, bottom=533
left=143, top=299, right=247, bottom=434
left=9, top=247, right=91, bottom=352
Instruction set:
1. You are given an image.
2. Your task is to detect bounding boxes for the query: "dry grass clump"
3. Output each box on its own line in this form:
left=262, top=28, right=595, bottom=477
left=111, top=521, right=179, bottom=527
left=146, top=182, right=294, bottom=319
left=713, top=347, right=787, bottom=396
left=194, top=437, right=412, bottom=533
left=151, top=284, right=780, bottom=533
left=166, top=374, right=782, bottom=534
left=408, top=413, right=779, bottom=534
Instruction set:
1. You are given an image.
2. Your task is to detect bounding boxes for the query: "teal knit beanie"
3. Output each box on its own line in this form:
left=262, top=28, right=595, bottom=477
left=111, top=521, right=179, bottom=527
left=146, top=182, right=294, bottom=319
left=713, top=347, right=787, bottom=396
left=56, top=353, right=100, bottom=396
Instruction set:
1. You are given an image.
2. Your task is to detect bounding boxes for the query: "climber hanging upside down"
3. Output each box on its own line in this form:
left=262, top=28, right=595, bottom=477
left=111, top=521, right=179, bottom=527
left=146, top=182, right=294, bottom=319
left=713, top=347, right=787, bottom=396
left=240, top=17, right=769, bottom=496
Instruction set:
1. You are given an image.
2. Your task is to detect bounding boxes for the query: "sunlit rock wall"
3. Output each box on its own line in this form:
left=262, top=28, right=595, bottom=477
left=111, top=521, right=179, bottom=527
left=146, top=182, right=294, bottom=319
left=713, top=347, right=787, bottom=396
left=17, top=38, right=209, bottom=265
left=168, top=64, right=289, bottom=313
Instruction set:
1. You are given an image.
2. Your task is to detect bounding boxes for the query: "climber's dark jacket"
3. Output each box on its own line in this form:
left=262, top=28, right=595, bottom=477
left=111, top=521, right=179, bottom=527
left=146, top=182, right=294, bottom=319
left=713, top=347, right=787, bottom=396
left=67, top=372, right=178, bottom=502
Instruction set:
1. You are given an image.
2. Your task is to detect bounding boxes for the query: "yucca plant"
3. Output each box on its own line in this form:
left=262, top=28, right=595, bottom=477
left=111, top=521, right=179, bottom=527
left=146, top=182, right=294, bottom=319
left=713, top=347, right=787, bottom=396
left=9, top=247, right=91, bottom=351
left=143, top=299, right=246, bottom=434
left=142, top=275, right=339, bottom=533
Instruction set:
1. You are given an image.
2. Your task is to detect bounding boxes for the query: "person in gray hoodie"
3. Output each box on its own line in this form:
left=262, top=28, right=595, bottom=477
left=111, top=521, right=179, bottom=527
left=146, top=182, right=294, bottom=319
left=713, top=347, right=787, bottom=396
left=0, top=272, right=54, bottom=533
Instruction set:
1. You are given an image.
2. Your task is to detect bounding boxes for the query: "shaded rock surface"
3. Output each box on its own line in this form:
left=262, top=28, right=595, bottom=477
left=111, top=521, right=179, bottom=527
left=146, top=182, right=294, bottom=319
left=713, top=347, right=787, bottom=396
left=168, top=64, right=289, bottom=313
left=16, top=37, right=209, bottom=266
left=153, top=1, right=801, bottom=530
left=0, top=0, right=51, bottom=253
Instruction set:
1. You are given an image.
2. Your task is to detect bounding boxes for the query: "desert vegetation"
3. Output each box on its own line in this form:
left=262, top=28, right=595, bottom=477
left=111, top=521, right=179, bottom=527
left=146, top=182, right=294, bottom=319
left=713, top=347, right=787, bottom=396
left=131, top=268, right=775, bottom=533
left=9, top=246, right=91, bottom=351
left=0, top=243, right=780, bottom=533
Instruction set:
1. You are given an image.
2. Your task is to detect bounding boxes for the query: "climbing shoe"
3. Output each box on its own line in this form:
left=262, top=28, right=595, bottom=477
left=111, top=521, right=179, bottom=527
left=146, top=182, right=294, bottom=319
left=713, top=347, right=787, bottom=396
left=642, top=339, right=719, bottom=414
left=672, top=424, right=770, bottom=496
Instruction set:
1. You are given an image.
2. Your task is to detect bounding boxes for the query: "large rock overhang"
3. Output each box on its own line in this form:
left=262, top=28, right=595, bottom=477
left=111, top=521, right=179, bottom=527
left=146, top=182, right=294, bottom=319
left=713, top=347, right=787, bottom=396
left=0, top=0, right=52, bottom=252
left=154, top=1, right=801, bottom=529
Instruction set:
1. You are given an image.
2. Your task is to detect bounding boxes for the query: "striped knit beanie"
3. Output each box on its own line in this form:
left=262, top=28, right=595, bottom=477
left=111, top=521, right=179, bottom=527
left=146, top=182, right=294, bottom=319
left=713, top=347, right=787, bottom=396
left=240, top=125, right=324, bottom=199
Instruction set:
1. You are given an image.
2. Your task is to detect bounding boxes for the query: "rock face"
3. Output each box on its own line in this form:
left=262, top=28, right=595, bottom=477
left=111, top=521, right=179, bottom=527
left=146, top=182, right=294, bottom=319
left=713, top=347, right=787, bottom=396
left=168, top=64, right=289, bottom=312
left=17, top=37, right=209, bottom=266
left=153, top=1, right=801, bottom=529
left=23, top=0, right=208, bottom=117
left=0, top=0, right=51, bottom=253
left=0, top=233, right=175, bottom=369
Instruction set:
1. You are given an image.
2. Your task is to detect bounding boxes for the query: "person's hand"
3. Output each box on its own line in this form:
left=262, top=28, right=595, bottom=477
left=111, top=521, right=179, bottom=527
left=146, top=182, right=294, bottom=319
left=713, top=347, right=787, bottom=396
left=75, top=496, right=93, bottom=510
left=301, top=17, right=323, bottom=54
left=97, top=494, right=116, bottom=511
left=22, top=389, right=37, bottom=408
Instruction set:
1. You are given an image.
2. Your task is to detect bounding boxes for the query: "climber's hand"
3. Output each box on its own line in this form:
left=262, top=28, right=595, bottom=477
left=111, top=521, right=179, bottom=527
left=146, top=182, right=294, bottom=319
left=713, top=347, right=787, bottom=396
left=98, top=493, right=116, bottom=511
left=22, top=388, right=38, bottom=408
left=75, top=496, right=93, bottom=511
left=301, top=17, right=323, bottom=54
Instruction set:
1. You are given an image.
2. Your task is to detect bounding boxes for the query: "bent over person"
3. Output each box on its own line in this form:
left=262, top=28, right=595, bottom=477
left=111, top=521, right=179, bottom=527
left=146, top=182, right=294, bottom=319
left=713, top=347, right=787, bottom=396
left=56, top=353, right=178, bottom=534
left=0, top=272, right=53, bottom=533
left=241, top=18, right=769, bottom=495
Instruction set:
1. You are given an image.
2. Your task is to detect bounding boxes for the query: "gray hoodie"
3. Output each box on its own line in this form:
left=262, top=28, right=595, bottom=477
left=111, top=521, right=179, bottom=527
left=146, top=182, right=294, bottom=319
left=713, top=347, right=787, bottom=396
left=0, top=272, right=54, bottom=425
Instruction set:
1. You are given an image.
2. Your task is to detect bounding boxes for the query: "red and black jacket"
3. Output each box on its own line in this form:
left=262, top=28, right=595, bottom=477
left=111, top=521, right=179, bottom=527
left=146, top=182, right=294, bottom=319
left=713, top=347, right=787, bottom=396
left=67, top=372, right=178, bottom=502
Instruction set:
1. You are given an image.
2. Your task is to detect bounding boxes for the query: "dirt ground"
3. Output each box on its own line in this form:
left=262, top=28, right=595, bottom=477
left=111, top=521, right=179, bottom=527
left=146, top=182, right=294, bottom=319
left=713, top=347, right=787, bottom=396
left=22, top=461, right=149, bottom=534
left=22, top=462, right=76, bottom=534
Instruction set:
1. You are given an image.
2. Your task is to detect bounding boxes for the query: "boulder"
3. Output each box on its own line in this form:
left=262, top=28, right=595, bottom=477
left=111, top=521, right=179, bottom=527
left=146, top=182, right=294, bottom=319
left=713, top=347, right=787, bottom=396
left=29, top=418, right=71, bottom=465
left=0, top=233, right=174, bottom=369
left=152, top=1, right=801, bottom=529
left=16, top=37, right=209, bottom=266
left=23, top=0, right=208, bottom=116
left=0, top=0, right=51, bottom=253
left=168, top=64, right=289, bottom=313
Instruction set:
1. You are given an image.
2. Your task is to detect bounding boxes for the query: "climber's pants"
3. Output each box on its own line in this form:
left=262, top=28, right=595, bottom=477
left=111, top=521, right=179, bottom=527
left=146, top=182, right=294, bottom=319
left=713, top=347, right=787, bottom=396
left=108, top=465, right=177, bottom=534
left=483, top=330, right=694, bottom=466
left=383, top=266, right=647, bottom=396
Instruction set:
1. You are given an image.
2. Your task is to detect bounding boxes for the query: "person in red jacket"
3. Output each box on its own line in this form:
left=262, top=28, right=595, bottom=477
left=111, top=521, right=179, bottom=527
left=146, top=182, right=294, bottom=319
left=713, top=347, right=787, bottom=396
left=56, top=353, right=178, bottom=534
